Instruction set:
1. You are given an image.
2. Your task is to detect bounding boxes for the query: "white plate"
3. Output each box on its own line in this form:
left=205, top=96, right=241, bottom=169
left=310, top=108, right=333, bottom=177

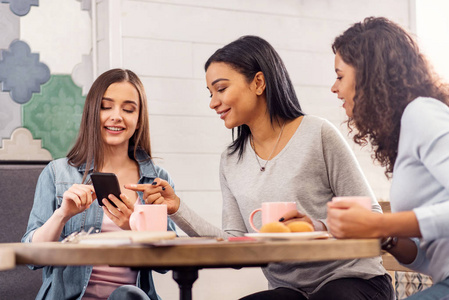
left=245, top=231, right=330, bottom=241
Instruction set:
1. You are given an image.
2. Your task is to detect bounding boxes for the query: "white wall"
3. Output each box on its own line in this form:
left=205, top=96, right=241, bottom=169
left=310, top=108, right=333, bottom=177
left=95, top=1, right=412, bottom=299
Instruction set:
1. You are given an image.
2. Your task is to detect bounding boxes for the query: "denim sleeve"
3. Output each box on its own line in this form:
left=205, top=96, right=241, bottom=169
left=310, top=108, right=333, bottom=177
left=21, top=162, right=58, bottom=244
left=21, top=162, right=57, bottom=270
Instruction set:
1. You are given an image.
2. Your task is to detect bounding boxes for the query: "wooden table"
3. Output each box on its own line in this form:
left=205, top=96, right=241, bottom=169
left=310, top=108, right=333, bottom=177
left=1, top=238, right=381, bottom=300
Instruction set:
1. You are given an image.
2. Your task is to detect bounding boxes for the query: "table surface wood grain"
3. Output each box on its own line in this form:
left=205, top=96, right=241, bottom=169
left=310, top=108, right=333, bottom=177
left=1, top=238, right=381, bottom=269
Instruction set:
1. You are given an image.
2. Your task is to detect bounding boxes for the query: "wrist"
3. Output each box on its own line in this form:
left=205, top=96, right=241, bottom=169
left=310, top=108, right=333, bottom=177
left=54, top=208, right=71, bottom=224
left=381, top=236, right=398, bottom=251
left=375, top=213, right=390, bottom=238
left=168, top=195, right=181, bottom=215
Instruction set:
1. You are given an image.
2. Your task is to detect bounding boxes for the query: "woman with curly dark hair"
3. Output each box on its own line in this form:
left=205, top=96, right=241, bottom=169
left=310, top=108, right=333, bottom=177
left=327, top=17, right=449, bottom=299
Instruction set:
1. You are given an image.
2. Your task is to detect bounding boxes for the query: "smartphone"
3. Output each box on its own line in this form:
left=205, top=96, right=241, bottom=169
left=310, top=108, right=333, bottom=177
left=90, top=172, right=122, bottom=207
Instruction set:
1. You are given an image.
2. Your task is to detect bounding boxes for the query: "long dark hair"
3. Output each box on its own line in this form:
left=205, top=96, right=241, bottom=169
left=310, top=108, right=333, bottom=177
left=67, top=68, right=151, bottom=182
left=205, top=35, right=304, bottom=159
left=332, top=17, right=449, bottom=176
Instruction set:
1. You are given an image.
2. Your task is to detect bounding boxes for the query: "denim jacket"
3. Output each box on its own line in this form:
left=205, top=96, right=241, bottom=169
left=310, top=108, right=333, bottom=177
left=22, top=149, right=176, bottom=300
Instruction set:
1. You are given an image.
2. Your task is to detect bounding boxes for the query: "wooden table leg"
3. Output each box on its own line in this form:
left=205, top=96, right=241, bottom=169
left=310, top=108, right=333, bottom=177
left=172, top=268, right=199, bottom=300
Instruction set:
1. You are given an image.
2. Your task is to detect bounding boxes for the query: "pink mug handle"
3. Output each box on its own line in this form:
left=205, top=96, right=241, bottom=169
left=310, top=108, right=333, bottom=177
left=249, top=208, right=262, bottom=232
left=129, top=210, right=144, bottom=231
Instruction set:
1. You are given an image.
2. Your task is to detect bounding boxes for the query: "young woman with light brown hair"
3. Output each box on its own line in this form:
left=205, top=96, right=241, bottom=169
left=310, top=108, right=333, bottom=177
left=22, top=68, right=175, bottom=300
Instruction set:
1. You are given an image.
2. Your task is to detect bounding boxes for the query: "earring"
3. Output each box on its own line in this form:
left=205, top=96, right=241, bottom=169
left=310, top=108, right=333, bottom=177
left=257, top=90, right=261, bottom=95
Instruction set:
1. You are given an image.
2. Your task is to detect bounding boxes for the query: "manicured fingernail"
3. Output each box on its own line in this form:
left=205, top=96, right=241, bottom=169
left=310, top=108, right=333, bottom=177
left=162, top=187, right=166, bottom=191
left=278, top=217, right=284, bottom=222
left=152, top=182, right=157, bottom=185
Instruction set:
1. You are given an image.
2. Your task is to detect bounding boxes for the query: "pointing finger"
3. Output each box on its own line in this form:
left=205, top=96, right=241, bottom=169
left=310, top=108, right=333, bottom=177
left=124, top=183, right=147, bottom=191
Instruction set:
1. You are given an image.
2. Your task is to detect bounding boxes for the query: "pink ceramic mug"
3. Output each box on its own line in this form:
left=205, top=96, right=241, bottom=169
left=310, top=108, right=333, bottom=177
left=249, top=202, right=297, bottom=232
left=129, top=204, right=167, bottom=232
left=332, top=196, right=372, bottom=210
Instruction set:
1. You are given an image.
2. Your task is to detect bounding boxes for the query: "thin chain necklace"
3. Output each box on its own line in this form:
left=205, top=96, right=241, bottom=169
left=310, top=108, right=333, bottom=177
left=250, top=123, right=285, bottom=172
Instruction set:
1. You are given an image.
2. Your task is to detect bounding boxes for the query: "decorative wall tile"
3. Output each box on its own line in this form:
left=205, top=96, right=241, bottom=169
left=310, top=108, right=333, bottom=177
left=0, top=4, right=19, bottom=49
left=0, top=92, right=21, bottom=140
left=1, top=0, right=38, bottom=17
left=22, top=75, right=85, bottom=159
left=72, top=52, right=93, bottom=96
left=20, top=0, right=91, bottom=74
left=0, top=40, right=50, bottom=104
left=0, top=127, right=52, bottom=160
left=76, top=0, right=91, bottom=11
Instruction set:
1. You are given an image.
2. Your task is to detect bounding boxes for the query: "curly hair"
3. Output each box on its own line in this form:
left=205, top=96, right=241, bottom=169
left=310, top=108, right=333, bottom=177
left=332, top=17, right=449, bottom=176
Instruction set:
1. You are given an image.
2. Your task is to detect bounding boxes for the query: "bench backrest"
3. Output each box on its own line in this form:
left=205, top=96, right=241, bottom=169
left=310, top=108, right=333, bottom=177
left=0, top=164, right=46, bottom=299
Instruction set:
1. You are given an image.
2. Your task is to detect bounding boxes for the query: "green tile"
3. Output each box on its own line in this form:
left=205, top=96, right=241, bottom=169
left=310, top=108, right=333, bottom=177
left=22, top=75, right=85, bottom=159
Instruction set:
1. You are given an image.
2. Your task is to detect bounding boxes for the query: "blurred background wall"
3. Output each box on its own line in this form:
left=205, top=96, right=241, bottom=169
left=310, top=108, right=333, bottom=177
left=0, top=0, right=443, bottom=299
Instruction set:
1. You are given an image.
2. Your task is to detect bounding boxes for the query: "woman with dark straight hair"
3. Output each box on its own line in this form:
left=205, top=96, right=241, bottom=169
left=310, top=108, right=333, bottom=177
left=327, top=17, right=449, bottom=299
left=23, top=68, right=176, bottom=300
left=203, top=34, right=303, bottom=159
left=134, top=36, right=393, bottom=299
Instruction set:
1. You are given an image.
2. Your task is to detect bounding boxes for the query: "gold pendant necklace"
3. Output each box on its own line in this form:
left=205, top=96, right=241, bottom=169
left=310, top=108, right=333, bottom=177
left=250, top=123, right=285, bottom=172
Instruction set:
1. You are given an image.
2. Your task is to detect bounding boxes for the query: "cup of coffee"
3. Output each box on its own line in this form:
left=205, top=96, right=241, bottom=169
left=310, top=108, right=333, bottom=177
left=249, top=202, right=297, bottom=232
left=129, top=204, right=167, bottom=231
left=332, top=196, right=372, bottom=210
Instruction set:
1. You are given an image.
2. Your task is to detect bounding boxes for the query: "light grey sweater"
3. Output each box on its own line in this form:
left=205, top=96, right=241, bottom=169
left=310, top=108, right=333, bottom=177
left=391, top=97, right=449, bottom=283
left=170, top=115, right=387, bottom=295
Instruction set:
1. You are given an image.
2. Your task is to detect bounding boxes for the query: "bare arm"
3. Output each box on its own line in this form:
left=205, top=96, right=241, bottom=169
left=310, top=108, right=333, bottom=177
left=378, top=210, right=421, bottom=238
left=383, top=237, right=418, bottom=264
left=32, top=184, right=95, bottom=242
left=327, top=202, right=421, bottom=264
left=31, top=209, right=71, bottom=242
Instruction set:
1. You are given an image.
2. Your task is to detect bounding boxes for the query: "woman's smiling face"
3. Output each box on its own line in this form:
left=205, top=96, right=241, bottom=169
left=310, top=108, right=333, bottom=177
left=331, top=52, right=357, bottom=117
left=206, top=62, right=263, bottom=129
left=100, top=81, right=140, bottom=148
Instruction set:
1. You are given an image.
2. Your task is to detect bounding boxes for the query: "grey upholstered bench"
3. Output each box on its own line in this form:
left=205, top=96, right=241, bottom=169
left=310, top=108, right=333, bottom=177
left=0, top=163, right=47, bottom=299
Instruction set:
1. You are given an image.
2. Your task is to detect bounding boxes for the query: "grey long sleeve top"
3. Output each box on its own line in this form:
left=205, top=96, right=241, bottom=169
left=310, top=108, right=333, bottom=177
left=170, top=115, right=387, bottom=296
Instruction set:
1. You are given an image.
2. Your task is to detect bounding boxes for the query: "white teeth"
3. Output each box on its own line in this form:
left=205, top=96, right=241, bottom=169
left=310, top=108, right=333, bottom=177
left=106, top=127, right=123, bottom=131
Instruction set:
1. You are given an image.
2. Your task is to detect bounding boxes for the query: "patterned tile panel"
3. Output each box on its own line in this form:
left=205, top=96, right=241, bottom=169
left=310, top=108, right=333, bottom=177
left=0, top=127, right=52, bottom=160
left=76, top=0, right=91, bottom=11
left=0, top=4, right=19, bottom=49
left=22, top=75, right=85, bottom=159
left=0, top=40, right=50, bottom=104
left=0, top=0, right=38, bottom=17
left=395, top=271, right=433, bottom=299
left=19, top=0, right=92, bottom=75
left=72, top=52, right=93, bottom=96
left=0, top=92, right=21, bottom=140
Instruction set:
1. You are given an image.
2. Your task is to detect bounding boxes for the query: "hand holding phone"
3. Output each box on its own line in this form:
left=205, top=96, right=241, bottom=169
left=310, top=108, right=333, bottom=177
left=91, top=173, right=122, bottom=207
